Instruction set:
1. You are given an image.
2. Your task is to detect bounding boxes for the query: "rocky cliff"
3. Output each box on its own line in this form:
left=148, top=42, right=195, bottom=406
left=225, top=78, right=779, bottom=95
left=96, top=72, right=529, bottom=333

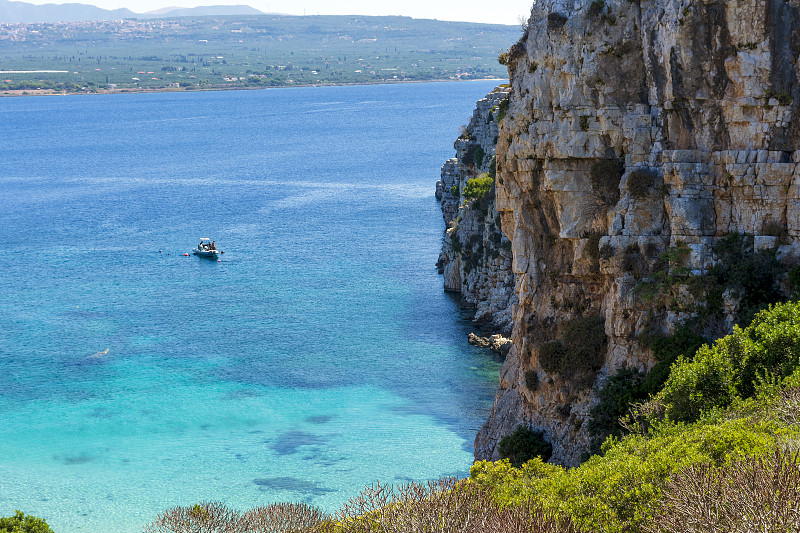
left=436, top=88, right=516, bottom=334
left=445, top=0, right=800, bottom=466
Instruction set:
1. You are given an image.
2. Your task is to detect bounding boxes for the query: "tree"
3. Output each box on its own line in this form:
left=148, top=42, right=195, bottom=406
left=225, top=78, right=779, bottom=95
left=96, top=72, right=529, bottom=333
left=0, top=511, right=54, bottom=533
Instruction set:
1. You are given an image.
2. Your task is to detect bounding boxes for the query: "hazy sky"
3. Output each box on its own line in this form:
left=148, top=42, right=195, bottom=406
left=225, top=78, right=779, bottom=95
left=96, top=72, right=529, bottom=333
left=21, top=0, right=534, bottom=25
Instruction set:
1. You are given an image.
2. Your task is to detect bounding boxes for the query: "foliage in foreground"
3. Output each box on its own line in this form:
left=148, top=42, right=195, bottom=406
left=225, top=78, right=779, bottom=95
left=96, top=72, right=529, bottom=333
left=144, top=480, right=579, bottom=532
left=647, top=448, right=800, bottom=533
left=145, top=502, right=333, bottom=533
left=471, top=301, right=800, bottom=532
left=652, top=300, right=800, bottom=423
left=472, top=417, right=783, bottom=532
left=589, top=233, right=792, bottom=451
left=0, top=511, right=53, bottom=533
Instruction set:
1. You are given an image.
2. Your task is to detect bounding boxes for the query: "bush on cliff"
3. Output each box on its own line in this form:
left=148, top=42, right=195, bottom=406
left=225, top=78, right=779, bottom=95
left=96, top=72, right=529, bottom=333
left=627, top=168, right=659, bottom=199
left=463, top=173, right=494, bottom=204
left=538, top=340, right=567, bottom=374
left=708, top=232, right=784, bottom=326
left=498, top=426, right=553, bottom=466
left=654, top=301, right=800, bottom=423
left=589, top=158, right=623, bottom=205
left=538, top=315, right=607, bottom=383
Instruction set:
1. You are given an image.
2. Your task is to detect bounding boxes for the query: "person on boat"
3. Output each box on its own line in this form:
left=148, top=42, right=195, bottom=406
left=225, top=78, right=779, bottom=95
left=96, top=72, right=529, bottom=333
left=198, top=240, right=205, bottom=250
left=210, top=241, right=216, bottom=251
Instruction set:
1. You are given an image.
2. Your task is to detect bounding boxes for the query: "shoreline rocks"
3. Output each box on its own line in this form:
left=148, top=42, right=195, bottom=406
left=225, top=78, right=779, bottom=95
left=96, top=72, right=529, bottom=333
left=467, top=333, right=513, bottom=356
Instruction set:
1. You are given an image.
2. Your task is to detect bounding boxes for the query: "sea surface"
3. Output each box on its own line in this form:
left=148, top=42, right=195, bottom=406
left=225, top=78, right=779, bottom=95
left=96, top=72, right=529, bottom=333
left=0, top=80, right=503, bottom=532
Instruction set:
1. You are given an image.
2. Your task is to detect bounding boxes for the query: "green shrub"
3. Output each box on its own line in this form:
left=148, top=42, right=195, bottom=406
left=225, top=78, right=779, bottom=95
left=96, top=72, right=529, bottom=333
left=589, top=159, right=623, bottom=205
left=498, top=426, right=553, bottom=466
left=641, top=325, right=707, bottom=396
left=538, top=340, right=567, bottom=374
left=0, top=511, right=53, bottom=533
left=473, top=415, right=780, bottom=533
left=498, top=51, right=510, bottom=65
left=579, top=116, right=590, bottom=131
left=463, top=173, right=494, bottom=202
left=538, top=316, right=607, bottom=380
left=496, top=99, right=510, bottom=121
left=627, top=168, right=658, bottom=199
left=525, top=369, right=540, bottom=391
left=588, top=368, right=644, bottom=454
left=588, top=323, right=709, bottom=454
left=588, top=0, right=606, bottom=16
left=709, top=233, right=783, bottom=325
left=656, top=301, right=800, bottom=423
left=564, top=315, right=607, bottom=369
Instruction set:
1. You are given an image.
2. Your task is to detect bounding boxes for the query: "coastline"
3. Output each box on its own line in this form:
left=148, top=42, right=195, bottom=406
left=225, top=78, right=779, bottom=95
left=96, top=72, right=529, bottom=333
left=0, top=77, right=508, bottom=97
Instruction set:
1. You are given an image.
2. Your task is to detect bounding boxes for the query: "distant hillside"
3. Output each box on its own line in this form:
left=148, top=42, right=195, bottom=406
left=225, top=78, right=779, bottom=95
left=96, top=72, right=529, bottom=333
left=0, top=0, right=264, bottom=23
left=0, top=14, right=517, bottom=94
left=0, top=0, right=133, bottom=22
left=142, top=4, right=264, bottom=18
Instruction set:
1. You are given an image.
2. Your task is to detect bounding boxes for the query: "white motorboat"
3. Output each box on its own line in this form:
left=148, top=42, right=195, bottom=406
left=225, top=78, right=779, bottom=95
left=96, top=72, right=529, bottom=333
left=193, top=237, right=221, bottom=258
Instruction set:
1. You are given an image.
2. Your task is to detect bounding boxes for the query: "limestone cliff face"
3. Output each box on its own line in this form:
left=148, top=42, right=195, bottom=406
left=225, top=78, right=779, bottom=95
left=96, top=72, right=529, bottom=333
left=436, top=88, right=516, bottom=333
left=472, top=0, right=800, bottom=465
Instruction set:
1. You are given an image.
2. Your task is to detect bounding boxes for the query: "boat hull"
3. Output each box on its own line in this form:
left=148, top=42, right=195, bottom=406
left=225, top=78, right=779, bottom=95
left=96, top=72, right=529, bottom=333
left=193, top=248, right=220, bottom=258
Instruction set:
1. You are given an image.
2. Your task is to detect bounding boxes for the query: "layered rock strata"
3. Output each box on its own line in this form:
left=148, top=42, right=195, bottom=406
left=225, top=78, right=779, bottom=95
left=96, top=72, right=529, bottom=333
left=470, top=0, right=800, bottom=465
left=436, top=88, right=516, bottom=333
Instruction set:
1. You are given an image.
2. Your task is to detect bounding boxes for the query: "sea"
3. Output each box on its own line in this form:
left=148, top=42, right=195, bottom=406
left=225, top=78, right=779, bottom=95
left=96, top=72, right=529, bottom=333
left=0, top=80, right=503, bottom=532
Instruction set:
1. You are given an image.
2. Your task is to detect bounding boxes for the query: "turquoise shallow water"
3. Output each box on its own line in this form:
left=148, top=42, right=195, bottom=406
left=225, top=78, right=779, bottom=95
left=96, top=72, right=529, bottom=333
left=0, top=81, right=503, bottom=532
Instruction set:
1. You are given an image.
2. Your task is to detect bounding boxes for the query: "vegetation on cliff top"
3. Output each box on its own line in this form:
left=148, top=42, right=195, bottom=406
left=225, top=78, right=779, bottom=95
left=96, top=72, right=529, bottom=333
left=472, top=300, right=800, bottom=532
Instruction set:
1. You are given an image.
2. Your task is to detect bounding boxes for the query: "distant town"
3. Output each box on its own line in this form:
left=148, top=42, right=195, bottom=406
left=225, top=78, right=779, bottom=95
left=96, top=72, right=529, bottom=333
left=0, top=14, right=517, bottom=95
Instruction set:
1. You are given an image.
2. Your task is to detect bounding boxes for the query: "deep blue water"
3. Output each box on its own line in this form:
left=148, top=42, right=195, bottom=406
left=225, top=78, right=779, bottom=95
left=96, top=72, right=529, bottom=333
left=0, top=81, right=502, bottom=532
